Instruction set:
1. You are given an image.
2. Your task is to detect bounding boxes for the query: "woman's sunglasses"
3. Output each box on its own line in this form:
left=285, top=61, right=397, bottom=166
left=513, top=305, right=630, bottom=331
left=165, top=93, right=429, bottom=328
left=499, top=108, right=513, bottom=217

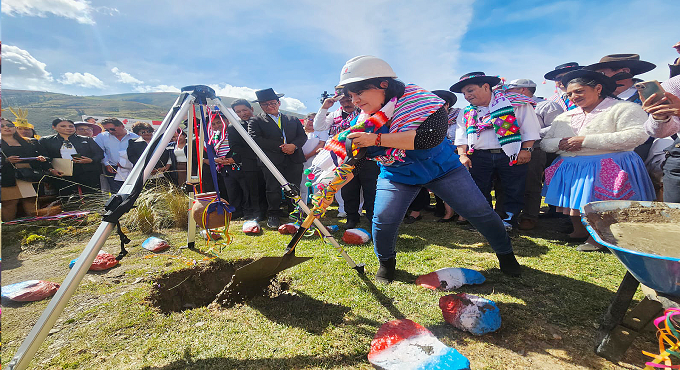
left=2, top=123, right=16, bottom=128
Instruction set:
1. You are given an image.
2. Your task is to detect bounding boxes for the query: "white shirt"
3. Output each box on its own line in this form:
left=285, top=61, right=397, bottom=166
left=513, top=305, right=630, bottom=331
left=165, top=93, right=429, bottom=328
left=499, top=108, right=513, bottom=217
left=174, top=144, right=187, bottom=163
left=617, top=86, right=638, bottom=101
left=94, top=131, right=139, bottom=166
left=454, top=102, right=541, bottom=149
left=302, top=130, right=329, bottom=168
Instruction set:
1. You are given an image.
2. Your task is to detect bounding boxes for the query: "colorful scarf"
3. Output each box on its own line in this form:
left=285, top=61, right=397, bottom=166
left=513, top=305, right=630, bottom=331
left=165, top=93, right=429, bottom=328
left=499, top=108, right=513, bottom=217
left=209, top=113, right=230, bottom=169
left=329, top=108, right=359, bottom=136
left=448, top=108, right=461, bottom=126
left=548, top=92, right=577, bottom=112
left=463, top=90, right=535, bottom=165
left=323, top=84, right=443, bottom=166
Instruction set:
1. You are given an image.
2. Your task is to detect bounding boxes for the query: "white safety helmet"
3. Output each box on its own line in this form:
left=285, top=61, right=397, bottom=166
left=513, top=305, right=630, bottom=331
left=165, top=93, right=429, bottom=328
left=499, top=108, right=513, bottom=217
left=337, top=55, right=398, bottom=88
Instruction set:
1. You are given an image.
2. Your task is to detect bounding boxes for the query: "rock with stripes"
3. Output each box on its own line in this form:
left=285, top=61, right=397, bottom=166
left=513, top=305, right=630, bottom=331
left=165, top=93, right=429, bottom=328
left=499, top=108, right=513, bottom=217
left=368, top=319, right=470, bottom=370
left=439, top=293, right=501, bottom=335
left=342, top=228, right=371, bottom=245
left=415, top=268, right=485, bottom=291
left=242, top=220, right=261, bottom=235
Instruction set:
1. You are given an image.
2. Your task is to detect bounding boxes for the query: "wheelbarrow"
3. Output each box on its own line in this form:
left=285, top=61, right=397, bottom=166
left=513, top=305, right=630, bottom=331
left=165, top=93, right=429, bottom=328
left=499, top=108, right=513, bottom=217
left=581, top=200, right=680, bottom=296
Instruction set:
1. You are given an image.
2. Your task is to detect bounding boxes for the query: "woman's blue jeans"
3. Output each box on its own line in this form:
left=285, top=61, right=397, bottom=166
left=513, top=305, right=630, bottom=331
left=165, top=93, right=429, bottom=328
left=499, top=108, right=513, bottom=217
left=371, top=165, right=513, bottom=261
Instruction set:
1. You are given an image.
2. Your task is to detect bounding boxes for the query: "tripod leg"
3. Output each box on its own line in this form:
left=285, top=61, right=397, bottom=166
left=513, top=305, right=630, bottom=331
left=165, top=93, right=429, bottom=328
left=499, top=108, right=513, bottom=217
left=8, top=92, right=197, bottom=370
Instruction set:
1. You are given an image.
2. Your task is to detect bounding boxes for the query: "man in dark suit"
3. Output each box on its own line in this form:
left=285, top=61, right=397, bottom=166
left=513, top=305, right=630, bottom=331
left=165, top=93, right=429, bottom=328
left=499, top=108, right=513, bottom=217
left=248, top=88, right=307, bottom=228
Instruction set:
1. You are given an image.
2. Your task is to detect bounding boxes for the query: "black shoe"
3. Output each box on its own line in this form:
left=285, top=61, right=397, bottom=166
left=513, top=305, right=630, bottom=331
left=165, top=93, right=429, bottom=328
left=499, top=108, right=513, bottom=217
left=497, top=252, right=522, bottom=277
left=433, top=210, right=445, bottom=218
left=345, top=220, right=358, bottom=229
left=267, top=216, right=280, bottom=229
left=376, top=258, right=397, bottom=284
left=403, top=215, right=422, bottom=224
left=436, top=217, right=455, bottom=223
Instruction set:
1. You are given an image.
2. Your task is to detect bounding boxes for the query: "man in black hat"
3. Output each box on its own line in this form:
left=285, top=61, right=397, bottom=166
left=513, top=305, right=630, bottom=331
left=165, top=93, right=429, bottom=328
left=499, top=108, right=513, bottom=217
left=451, top=72, right=541, bottom=230
left=248, top=88, right=307, bottom=228
left=585, top=54, right=656, bottom=104
left=544, top=62, right=582, bottom=112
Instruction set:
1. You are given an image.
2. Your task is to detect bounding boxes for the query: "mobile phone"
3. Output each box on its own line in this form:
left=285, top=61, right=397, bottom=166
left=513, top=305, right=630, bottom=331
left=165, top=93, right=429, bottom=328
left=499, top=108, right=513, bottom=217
left=71, top=154, right=83, bottom=159
left=18, top=157, right=38, bottom=161
left=635, top=80, right=667, bottom=104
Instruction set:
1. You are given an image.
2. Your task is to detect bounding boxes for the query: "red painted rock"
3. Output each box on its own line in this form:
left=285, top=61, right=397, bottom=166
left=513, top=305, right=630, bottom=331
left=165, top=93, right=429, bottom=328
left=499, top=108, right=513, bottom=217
left=242, top=220, right=261, bottom=235
left=142, top=237, right=170, bottom=252
left=342, top=228, right=371, bottom=244
left=368, top=319, right=470, bottom=369
left=415, top=268, right=485, bottom=291
left=1, top=280, right=61, bottom=302
left=278, top=223, right=299, bottom=235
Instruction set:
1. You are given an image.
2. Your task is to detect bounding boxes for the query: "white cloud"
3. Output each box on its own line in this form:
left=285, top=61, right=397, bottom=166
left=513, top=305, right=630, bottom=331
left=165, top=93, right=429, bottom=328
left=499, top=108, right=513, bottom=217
left=1, top=44, right=54, bottom=90
left=58, top=72, right=106, bottom=89
left=2, top=0, right=96, bottom=25
left=208, top=83, right=307, bottom=113
left=111, top=67, right=143, bottom=85
left=134, top=84, right=181, bottom=93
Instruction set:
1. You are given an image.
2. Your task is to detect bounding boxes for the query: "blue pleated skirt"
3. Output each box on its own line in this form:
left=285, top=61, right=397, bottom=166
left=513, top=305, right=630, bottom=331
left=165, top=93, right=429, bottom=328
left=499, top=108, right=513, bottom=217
left=542, top=151, right=655, bottom=214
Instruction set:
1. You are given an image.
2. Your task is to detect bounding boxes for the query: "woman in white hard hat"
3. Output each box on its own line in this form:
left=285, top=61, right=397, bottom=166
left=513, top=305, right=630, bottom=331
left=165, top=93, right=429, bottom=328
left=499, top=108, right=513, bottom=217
left=339, top=55, right=521, bottom=283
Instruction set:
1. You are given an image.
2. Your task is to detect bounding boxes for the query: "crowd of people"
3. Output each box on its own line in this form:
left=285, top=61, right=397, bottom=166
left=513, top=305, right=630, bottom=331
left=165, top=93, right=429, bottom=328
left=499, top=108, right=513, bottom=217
left=3, top=44, right=680, bottom=282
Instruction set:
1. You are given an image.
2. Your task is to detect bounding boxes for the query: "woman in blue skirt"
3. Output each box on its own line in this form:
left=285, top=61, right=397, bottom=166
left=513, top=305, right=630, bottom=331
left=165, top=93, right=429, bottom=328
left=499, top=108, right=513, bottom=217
left=541, top=70, right=655, bottom=252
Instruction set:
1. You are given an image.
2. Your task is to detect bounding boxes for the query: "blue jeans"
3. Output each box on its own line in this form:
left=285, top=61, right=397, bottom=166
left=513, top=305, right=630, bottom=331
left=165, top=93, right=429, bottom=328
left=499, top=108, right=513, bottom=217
left=105, top=175, right=123, bottom=194
left=468, top=150, right=528, bottom=227
left=372, top=166, right=513, bottom=261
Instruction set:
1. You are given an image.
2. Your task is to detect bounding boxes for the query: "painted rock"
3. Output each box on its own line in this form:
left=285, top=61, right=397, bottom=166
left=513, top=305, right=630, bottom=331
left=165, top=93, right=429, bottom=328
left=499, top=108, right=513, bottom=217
left=439, top=293, right=501, bottom=335
left=342, top=228, right=371, bottom=245
left=142, top=237, right=170, bottom=252
left=368, top=319, right=470, bottom=370
left=242, top=220, right=261, bottom=235
left=200, top=229, right=222, bottom=240
left=278, top=223, right=299, bottom=235
left=1, top=280, right=60, bottom=302
left=69, top=250, right=119, bottom=271
left=416, top=268, right=485, bottom=291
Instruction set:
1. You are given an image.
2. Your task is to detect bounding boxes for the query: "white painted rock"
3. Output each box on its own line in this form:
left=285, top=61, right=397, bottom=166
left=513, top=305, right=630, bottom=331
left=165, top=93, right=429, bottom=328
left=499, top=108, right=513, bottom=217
left=439, top=293, right=501, bottom=335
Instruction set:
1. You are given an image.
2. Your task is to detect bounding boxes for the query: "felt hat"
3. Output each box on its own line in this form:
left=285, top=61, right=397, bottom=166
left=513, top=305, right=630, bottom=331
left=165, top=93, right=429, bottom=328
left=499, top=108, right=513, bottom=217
left=449, top=72, right=501, bottom=93
left=506, top=79, right=537, bottom=88
left=431, top=90, right=457, bottom=106
left=252, top=88, right=284, bottom=103
left=584, top=54, right=656, bottom=76
left=559, top=69, right=618, bottom=95
left=544, top=62, right=582, bottom=81
left=74, top=121, right=103, bottom=136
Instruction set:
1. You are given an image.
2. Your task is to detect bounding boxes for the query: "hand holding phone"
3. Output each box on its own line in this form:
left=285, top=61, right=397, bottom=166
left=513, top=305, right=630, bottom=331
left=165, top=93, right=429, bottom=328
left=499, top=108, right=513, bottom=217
left=635, top=80, right=667, bottom=105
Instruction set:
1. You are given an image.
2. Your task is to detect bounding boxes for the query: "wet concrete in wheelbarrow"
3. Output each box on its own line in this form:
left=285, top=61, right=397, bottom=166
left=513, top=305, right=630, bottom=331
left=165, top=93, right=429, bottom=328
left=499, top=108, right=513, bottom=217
left=146, top=259, right=292, bottom=314
left=586, top=202, right=680, bottom=258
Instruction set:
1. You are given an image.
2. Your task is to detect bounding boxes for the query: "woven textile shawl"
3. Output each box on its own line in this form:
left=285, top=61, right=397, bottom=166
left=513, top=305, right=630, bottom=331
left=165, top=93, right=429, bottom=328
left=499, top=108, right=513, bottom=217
left=463, top=90, right=534, bottom=165
left=330, top=108, right=359, bottom=136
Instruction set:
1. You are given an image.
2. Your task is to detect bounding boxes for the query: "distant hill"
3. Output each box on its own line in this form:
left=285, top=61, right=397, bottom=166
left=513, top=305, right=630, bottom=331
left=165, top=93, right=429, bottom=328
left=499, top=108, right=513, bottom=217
left=2, top=90, right=303, bottom=136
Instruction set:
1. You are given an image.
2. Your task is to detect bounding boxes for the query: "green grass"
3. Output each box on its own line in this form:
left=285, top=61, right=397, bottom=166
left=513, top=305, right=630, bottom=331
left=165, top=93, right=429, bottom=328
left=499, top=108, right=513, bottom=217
left=1, top=206, right=655, bottom=369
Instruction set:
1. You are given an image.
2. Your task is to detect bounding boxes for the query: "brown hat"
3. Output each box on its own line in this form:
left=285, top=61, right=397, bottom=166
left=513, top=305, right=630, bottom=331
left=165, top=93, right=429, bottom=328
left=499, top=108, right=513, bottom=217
left=584, top=54, right=656, bottom=76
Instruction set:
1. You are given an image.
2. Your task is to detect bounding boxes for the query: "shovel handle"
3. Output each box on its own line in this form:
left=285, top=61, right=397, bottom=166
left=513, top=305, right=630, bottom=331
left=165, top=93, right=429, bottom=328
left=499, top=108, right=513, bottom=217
left=344, top=137, right=366, bottom=165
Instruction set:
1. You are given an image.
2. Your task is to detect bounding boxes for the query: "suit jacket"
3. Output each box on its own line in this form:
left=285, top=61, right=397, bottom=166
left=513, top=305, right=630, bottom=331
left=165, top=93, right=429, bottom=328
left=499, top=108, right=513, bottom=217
left=248, top=112, right=307, bottom=166
left=127, top=138, right=170, bottom=169
left=38, top=134, right=104, bottom=175
left=228, top=120, right=259, bottom=171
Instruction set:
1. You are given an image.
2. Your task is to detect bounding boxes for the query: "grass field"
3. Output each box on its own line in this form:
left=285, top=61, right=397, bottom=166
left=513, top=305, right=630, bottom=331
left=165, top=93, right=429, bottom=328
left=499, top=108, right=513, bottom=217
left=1, top=200, right=656, bottom=369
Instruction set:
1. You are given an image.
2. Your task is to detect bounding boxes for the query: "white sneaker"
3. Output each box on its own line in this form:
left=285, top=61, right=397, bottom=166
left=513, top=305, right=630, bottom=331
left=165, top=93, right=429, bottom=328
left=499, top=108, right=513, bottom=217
left=337, top=212, right=347, bottom=218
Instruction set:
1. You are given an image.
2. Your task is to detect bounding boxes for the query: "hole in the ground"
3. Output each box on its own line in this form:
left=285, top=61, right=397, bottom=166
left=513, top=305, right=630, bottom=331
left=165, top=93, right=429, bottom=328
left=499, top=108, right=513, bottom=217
left=146, top=259, right=291, bottom=314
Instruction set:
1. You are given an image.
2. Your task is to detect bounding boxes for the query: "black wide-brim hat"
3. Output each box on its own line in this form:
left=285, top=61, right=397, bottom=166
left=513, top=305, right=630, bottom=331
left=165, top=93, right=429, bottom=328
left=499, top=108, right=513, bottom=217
left=252, top=88, right=284, bottom=103
left=449, top=72, right=501, bottom=93
left=584, top=54, right=656, bottom=76
left=559, top=69, right=618, bottom=94
left=544, top=62, right=582, bottom=81
left=431, top=90, right=457, bottom=106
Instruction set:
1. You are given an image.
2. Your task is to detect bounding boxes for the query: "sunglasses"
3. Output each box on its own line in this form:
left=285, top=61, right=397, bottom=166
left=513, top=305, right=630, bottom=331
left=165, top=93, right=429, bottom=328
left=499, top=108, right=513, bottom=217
left=106, top=128, right=118, bottom=132
left=1, top=123, right=16, bottom=128
left=63, top=140, right=74, bottom=149
left=260, top=101, right=279, bottom=107
left=138, top=130, right=153, bottom=135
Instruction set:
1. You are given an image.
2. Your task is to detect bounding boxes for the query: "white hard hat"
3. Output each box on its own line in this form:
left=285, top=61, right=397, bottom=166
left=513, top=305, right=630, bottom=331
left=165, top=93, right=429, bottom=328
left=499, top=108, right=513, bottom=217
left=337, top=55, right=397, bottom=87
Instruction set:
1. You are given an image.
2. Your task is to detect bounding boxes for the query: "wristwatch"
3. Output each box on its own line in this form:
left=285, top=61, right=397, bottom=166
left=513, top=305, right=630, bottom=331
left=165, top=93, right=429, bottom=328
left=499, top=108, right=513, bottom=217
left=520, top=147, right=533, bottom=152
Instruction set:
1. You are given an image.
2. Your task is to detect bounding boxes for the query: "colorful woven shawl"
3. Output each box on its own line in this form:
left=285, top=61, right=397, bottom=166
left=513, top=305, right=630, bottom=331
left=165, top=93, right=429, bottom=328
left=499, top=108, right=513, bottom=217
left=329, top=108, right=359, bottom=136
left=463, top=90, right=535, bottom=165
left=323, top=84, right=443, bottom=166
left=548, top=92, right=577, bottom=112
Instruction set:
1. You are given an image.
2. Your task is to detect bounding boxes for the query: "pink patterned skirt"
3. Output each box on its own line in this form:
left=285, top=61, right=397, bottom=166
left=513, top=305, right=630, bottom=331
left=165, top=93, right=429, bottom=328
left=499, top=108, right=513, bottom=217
left=542, top=151, right=655, bottom=216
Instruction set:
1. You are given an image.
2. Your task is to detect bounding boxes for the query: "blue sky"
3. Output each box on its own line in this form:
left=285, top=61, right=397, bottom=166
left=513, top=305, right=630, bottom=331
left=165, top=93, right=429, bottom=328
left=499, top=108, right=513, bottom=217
left=2, top=0, right=679, bottom=113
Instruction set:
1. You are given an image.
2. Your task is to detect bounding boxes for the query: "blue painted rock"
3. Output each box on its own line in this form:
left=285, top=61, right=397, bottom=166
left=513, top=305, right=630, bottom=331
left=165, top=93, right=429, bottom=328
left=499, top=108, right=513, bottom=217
left=415, top=268, right=485, bottom=291
left=368, top=319, right=470, bottom=370
left=439, top=293, right=501, bottom=335
left=142, top=237, right=170, bottom=252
